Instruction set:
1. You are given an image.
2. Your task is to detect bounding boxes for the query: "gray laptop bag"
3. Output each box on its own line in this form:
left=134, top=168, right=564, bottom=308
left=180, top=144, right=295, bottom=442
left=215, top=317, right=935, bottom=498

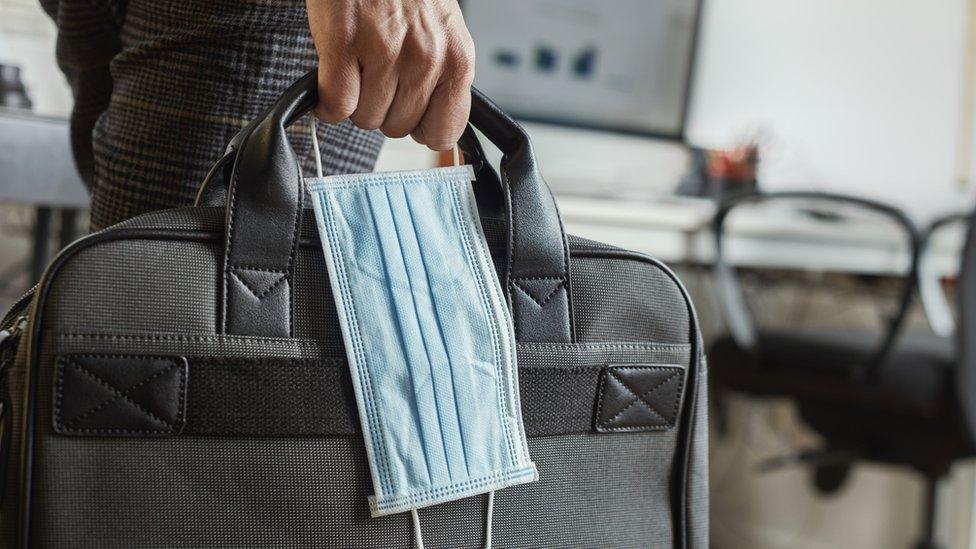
left=0, top=72, right=708, bottom=548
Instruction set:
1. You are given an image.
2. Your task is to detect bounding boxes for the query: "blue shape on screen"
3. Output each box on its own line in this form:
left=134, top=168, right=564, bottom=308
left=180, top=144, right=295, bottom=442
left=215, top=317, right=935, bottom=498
left=573, top=47, right=598, bottom=79
left=534, top=46, right=558, bottom=73
left=494, top=50, right=520, bottom=69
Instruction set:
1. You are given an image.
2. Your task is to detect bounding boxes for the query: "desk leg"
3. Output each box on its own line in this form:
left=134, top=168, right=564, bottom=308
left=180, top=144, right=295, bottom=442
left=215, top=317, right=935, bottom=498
left=59, top=208, right=79, bottom=250
left=31, top=206, right=52, bottom=283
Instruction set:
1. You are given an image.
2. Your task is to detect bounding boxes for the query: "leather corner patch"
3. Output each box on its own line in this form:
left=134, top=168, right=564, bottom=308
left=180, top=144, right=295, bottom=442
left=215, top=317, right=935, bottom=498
left=595, top=365, right=684, bottom=433
left=54, top=354, right=188, bottom=437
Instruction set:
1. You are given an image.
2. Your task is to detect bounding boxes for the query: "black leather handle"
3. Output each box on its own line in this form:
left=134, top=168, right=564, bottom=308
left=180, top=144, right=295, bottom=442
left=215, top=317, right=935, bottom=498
left=218, top=70, right=573, bottom=342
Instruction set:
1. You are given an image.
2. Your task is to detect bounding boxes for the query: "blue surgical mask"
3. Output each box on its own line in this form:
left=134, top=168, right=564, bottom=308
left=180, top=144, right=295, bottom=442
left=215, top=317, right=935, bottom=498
left=307, top=120, right=537, bottom=547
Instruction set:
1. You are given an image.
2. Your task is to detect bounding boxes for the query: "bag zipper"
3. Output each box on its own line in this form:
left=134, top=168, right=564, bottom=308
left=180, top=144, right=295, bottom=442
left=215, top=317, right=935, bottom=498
left=1, top=287, right=33, bottom=362
left=0, top=289, right=29, bottom=508
left=0, top=315, right=28, bottom=358
left=1, top=285, right=36, bottom=333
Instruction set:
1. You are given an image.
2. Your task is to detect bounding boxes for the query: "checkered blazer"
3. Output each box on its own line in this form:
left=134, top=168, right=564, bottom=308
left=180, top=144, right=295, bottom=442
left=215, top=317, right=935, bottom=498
left=41, top=0, right=384, bottom=230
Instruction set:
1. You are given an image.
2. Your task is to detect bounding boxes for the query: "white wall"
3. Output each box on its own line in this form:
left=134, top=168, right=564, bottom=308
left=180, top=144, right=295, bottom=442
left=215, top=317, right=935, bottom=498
left=686, top=0, right=975, bottom=221
left=12, top=0, right=972, bottom=224
left=0, top=0, right=71, bottom=117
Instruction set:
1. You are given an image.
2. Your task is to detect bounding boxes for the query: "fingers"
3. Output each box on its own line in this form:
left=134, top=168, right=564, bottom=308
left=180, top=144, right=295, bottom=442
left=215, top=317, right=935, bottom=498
left=350, top=52, right=398, bottom=130
left=315, top=56, right=360, bottom=124
left=412, top=47, right=473, bottom=151
left=309, top=0, right=475, bottom=148
left=412, top=80, right=470, bottom=151
left=380, top=58, right=437, bottom=137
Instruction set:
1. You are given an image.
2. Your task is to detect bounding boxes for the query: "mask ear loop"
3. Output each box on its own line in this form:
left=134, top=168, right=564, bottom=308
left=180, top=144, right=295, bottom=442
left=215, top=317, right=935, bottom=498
left=309, top=113, right=324, bottom=178
left=484, top=490, right=495, bottom=549
left=410, top=509, right=426, bottom=549
left=409, top=491, right=493, bottom=549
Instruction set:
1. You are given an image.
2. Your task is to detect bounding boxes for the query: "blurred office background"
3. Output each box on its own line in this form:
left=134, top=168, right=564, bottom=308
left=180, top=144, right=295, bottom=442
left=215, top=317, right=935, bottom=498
left=3, top=0, right=976, bottom=547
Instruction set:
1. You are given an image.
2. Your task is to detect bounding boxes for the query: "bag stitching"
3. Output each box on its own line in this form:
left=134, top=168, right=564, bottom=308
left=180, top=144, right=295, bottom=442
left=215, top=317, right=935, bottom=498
left=603, top=369, right=678, bottom=424
left=54, top=355, right=186, bottom=435
left=223, top=129, right=246, bottom=333
left=545, top=172, right=574, bottom=340
left=512, top=279, right=565, bottom=307
left=229, top=269, right=289, bottom=300
left=594, top=365, right=683, bottom=431
left=502, top=168, right=519, bottom=338
left=62, top=357, right=178, bottom=428
left=226, top=265, right=288, bottom=273
left=287, top=171, right=304, bottom=338
left=615, top=366, right=686, bottom=425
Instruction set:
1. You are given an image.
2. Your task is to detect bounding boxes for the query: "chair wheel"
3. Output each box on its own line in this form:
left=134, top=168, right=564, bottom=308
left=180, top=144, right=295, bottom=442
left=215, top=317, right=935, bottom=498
left=812, top=462, right=851, bottom=494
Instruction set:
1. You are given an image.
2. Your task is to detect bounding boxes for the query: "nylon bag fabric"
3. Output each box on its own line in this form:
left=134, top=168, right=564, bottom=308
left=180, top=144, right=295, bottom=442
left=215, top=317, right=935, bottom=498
left=0, top=71, right=709, bottom=548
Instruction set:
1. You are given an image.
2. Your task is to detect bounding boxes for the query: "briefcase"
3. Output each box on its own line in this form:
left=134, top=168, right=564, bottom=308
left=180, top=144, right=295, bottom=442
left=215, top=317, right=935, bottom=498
left=0, top=72, right=708, bottom=548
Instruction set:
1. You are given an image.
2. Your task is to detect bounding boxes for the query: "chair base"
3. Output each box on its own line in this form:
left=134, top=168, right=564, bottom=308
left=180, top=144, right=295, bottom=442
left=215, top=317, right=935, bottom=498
left=914, top=476, right=942, bottom=549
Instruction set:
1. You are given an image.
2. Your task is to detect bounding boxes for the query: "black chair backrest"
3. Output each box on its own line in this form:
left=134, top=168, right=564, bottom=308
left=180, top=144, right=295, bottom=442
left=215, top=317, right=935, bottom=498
left=712, top=191, right=920, bottom=381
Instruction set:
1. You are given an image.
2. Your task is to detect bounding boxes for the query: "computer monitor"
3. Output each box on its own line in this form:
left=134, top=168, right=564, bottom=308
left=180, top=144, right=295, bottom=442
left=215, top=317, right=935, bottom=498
left=462, top=0, right=702, bottom=139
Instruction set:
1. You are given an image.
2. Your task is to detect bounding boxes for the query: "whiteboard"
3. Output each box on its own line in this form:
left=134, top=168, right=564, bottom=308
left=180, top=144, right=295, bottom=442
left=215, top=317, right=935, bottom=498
left=463, top=0, right=701, bottom=138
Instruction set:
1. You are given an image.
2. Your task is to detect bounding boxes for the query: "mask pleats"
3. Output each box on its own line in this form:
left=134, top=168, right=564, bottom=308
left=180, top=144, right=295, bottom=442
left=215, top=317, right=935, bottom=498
left=402, top=182, right=508, bottom=477
left=309, top=165, right=538, bottom=517
left=364, top=184, right=451, bottom=488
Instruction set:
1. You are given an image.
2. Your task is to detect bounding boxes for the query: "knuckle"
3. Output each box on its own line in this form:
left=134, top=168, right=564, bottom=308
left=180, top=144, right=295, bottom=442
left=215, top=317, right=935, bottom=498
left=414, top=51, right=439, bottom=75
left=328, top=93, right=358, bottom=115
left=381, top=123, right=412, bottom=139
left=350, top=111, right=383, bottom=131
left=372, top=39, right=400, bottom=64
left=423, top=129, right=454, bottom=151
left=318, top=99, right=356, bottom=122
left=450, top=49, right=476, bottom=82
left=406, top=26, right=443, bottom=52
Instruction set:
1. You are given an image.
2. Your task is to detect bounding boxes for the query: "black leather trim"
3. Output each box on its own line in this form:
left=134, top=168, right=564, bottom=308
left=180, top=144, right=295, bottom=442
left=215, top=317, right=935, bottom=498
left=469, top=88, right=574, bottom=343
left=594, top=365, right=685, bottom=433
left=221, top=77, right=308, bottom=337
left=53, top=354, right=188, bottom=437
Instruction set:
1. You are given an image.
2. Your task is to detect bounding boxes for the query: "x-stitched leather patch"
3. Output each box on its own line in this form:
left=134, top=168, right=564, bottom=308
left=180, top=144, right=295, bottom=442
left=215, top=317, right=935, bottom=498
left=594, top=365, right=684, bottom=433
left=54, top=354, right=188, bottom=437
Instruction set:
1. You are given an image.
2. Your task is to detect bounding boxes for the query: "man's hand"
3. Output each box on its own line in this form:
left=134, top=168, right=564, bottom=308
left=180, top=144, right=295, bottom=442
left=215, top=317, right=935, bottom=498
left=307, top=0, right=475, bottom=151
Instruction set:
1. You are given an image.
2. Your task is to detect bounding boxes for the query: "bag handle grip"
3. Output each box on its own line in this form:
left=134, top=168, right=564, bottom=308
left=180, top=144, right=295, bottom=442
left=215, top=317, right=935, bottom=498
left=219, top=70, right=573, bottom=342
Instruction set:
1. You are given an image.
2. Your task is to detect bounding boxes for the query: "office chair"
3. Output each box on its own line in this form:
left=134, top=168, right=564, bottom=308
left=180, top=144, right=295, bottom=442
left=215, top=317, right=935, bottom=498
left=708, top=192, right=973, bottom=549
left=918, top=213, right=969, bottom=338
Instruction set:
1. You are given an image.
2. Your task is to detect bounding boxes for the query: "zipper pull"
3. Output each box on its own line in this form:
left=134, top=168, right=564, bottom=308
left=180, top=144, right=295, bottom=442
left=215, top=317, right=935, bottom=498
left=0, top=316, right=27, bottom=354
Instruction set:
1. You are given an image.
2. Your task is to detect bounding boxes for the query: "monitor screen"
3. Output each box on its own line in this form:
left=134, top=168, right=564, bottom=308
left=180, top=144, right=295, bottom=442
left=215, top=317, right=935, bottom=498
left=462, top=0, right=701, bottom=138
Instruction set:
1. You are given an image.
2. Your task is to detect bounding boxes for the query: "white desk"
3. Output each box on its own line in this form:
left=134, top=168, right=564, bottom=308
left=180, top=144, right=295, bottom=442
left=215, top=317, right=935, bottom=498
left=556, top=194, right=961, bottom=278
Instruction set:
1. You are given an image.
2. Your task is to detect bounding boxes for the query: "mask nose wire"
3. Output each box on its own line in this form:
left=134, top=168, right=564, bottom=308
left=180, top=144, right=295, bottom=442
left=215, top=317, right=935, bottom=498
left=409, top=491, right=496, bottom=549
left=308, top=114, right=462, bottom=178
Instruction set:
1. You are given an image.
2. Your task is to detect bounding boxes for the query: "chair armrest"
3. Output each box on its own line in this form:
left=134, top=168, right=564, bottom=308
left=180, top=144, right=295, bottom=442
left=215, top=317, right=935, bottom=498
left=918, top=212, right=970, bottom=337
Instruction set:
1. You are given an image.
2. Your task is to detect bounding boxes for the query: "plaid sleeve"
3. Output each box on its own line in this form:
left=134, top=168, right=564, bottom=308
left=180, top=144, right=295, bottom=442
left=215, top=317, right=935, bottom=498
left=45, top=0, right=384, bottom=230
